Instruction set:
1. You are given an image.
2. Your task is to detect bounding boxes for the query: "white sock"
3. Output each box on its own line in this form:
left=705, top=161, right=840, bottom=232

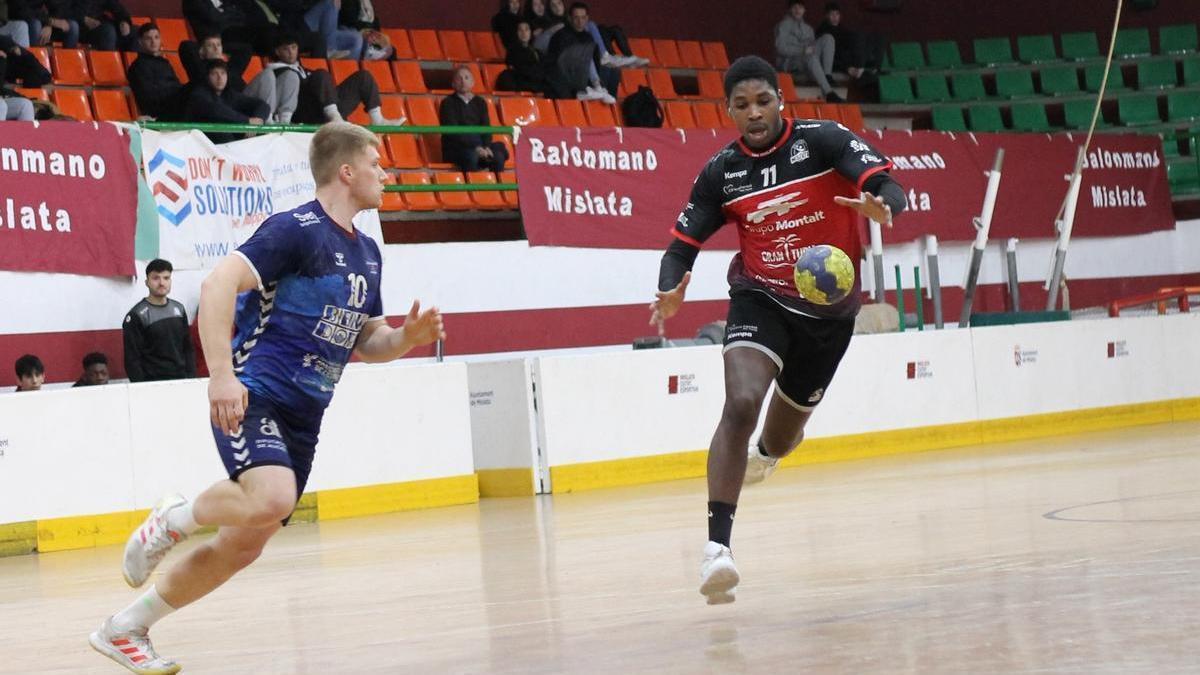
left=112, top=585, right=176, bottom=632
left=367, top=106, right=386, bottom=124
left=166, top=501, right=199, bottom=536
left=323, top=104, right=343, bottom=122
left=278, top=111, right=294, bottom=124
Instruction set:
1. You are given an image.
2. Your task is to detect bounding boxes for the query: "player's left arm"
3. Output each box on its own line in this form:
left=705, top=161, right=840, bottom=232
left=353, top=300, right=446, bottom=363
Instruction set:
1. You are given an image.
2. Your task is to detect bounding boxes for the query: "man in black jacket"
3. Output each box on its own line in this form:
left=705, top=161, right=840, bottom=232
left=184, top=59, right=268, bottom=143
left=123, top=259, right=197, bottom=383
left=0, top=32, right=51, bottom=88
left=127, top=23, right=183, bottom=120
left=439, top=65, right=508, bottom=172
left=546, top=2, right=616, bottom=102
left=77, top=0, right=135, bottom=51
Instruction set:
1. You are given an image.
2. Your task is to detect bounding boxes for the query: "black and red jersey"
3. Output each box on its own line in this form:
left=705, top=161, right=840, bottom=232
left=672, top=119, right=893, bottom=318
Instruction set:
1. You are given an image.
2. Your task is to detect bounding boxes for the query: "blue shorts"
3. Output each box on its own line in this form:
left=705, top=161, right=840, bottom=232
left=212, top=392, right=321, bottom=514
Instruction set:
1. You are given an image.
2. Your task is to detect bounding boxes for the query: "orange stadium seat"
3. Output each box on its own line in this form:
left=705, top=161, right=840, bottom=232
left=665, top=101, right=696, bottom=128
left=155, top=18, right=191, bottom=52
left=129, top=15, right=150, bottom=27
left=696, top=69, right=724, bottom=99
left=813, top=102, right=841, bottom=121
left=164, top=51, right=186, bottom=81
left=383, top=29, right=414, bottom=59
left=438, top=30, right=472, bottom=62
left=362, top=60, right=397, bottom=92
left=628, top=37, right=657, bottom=65
left=777, top=72, right=798, bottom=101
left=52, top=48, right=91, bottom=85
left=433, top=171, right=473, bottom=210
left=466, top=171, right=508, bottom=209
left=301, top=57, right=328, bottom=72
left=15, top=87, right=48, bottom=100
left=791, top=102, right=819, bottom=119
left=498, top=96, right=540, bottom=126
left=242, top=56, right=263, bottom=84
left=702, top=41, right=730, bottom=68
left=498, top=170, right=519, bottom=207
left=652, top=39, right=684, bottom=68
left=534, top=98, right=559, bottom=125
left=584, top=100, right=618, bottom=126
left=385, top=133, right=425, bottom=169
left=554, top=99, right=588, bottom=126
left=379, top=94, right=407, bottom=121
left=481, top=62, right=514, bottom=94
left=692, top=101, right=724, bottom=129
left=404, top=95, right=440, bottom=125
left=88, top=51, right=127, bottom=86
left=648, top=69, right=677, bottom=98
left=346, top=105, right=369, bottom=125
left=380, top=173, right=406, bottom=211
left=409, top=29, right=444, bottom=60
left=373, top=133, right=393, bottom=168
left=618, top=68, right=648, bottom=97
left=678, top=41, right=707, bottom=68
left=28, top=47, right=50, bottom=72
left=52, top=89, right=93, bottom=120
left=399, top=171, right=439, bottom=210
left=392, top=61, right=427, bottom=93
left=92, top=89, right=132, bottom=121
left=330, top=59, right=359, bottom=84
left=467, top=30, right=502, bottom=61
left=839, top=104, right=866, bottom=132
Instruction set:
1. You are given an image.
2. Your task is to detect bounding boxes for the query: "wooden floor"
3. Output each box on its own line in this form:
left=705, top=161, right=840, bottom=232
left=4, top=421, right=1200, bottom=674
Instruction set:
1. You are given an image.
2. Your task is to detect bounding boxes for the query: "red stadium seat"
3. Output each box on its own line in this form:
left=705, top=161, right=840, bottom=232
left=648, top=68, right=677, bottom=98
left=409, top=29, right=444, bottom=60
left=466, top=171, right=508, bottom=209
left=301, top=57, right=329, bottom=72
left=534, top=98, right=559, bottom=126
left=52, top=48, right=91, bottom=85
left=696, top=69, right=724, bottom=100
left=618, top=68, right=649, bottom=98
left=242, top=56, right=263, bottom=85
left=692, top=101, right=724, bottom=129
left=664, top=101, right=696, bottom=128
left=678, top=41, right=707, bottom=68
left=381, top=173, right=406, bottom=211
left=433, top=171, right=473, bottom=210
left=385, top=133, right=425, bottom=169
left=583, top=100, right=618, bottom=126
left=383, top=29, right=414, bottom=59
left=15, top=87, right=49, bottom=101
left=652, top=39, right=685, bottom=68
left=467, top=30, right=503, bottom=61
left=28, top=47, right=51, bottom=73
left=791, top=102, right=819, bottom=120
left=482, top=62, right=516, bottom=94
left=554, top=99, right=589, bottom=127
left=702, top=41, right=730, bottom=68
left=330, top=59, right=359, bottom=84
left=498, top=170, right=519, bottom=207
left=398, top=171, right=439, bottom=210
left=88, top=50, right=128, bottom=86
left=498, top=96, right=540, bottom=127
left=392, top=61, right=427, bottom=93
left=155, top=18, right=191, bottom=52
left=358, top=60, right=396, bottom=93
left=839, top=104, right=866, bottom=132
left=52, top=88, right=93, bottom=121
left=628, top=37, right=657, bottom=66
left=777, top=72, right=798, bottom=102
left=92, top=89, right=133, bottom=121
left=438, top=30, right=472, bottom=62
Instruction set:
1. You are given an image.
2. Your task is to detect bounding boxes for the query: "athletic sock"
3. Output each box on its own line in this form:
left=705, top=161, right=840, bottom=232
left=111, top=585, right=176, bottom=632
left=707, top=501, right=737, bottom=548
left=323, top=104, right=343, bottom=122
left=166, top=501, right=199, bottom=536
left=757, top=439, right=772, bottom=459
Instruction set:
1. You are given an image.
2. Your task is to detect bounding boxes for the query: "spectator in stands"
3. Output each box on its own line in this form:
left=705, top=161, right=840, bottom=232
left=181, top=30, right=254, bottom=94
left=338, top=0, right=391, bottom=60
left=73, top=352, right=110, bottom=387
left=123, top=258, right=196, bottom=383
left=491, top=0, right=523, bottom=51
left=17, top=0, right=79, bottom=47
left=816, top=2, right=882, bottom=82
left=523, top=0, right=554, bottom=36
left=77, top=0, right=136, bottom=51
left=775, top=1, right=842, bottom=102
left=246, top=0, right=327, bottom=58
left=128, top=23, right=184, bottom=120
left=498, top=20, right=565, bottom=97
left=258, top=32, right=403, bottom=125
left=300, top=0, right=362, bottom=59
left=529, top=0, right=566, bottom=52
left=185, top=59, right=268, bottom=143
left=182, top=0, right=257, bottom=54
left=547, top=2, right=617, bottom=103
left=0, top=1, right=33, bottom=48
left=0, top=88, right=34, bottom=120
left=13, top=353, right=43, bottom=391
left=0, top=32, right=51, bottom=88
left=439, top=65, right=509, bottom=173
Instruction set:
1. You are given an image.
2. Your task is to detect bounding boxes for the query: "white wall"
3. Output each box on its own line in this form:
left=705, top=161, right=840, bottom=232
left=465, top=359, right=539, bottom=471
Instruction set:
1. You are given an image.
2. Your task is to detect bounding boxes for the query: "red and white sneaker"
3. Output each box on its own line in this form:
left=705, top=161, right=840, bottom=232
left=123, top=494, right=189, bottom=588
left=89, top=617, right=181, bottom=674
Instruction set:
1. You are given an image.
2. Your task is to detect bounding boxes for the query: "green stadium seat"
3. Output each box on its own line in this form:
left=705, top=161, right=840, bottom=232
left=1159, top=132, right=1181, bottom=158
left=1061, top=32, right=1100, bottom=61
left=996, top=69, right=1036, bottom=98
left=1167, top=158, right=1200, bottom=194
left=1084, top=63, right=1128, bottom=92
left=1167, top=90, right=1200, bottom=122
left=879, top=50, right=891, bottom=69
left=1159, top=24, right=1198, bottom=54
left=1039, top=65, right=1081, bottom=95
left=1010, top=102, right=1057, bottom=132
left=1016, top=35, right=1057, bottom=63
left=926, top=41, right=963, bottom=69
left=1064, top=98, right=1109, bottom=129
left=1137, top=59, right=1177, bottom=89
left=890, top=42, right=926, bottom=70
left=931, top=105, right=968, bottom=132
left=1185, top=56, right=1200, bottom=85
left=973, top=37, right=1015, bottom=65
left=967, top=104, right=1005, bottom=132
left=915, top=73, right=951, bottom=102
left=879, top=73, right=915, bottom=103
left=950, top=72, right=988, bottom=101
left=1118, top=94, right=1162, bottom=126
left=1114, top=28, right=1151, bottom=58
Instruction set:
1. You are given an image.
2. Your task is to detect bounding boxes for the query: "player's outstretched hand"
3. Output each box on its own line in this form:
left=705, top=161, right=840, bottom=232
left=649, top=271, right=691, bottom=337
left=402, top=300, right=446, bottom=348
left=209, top=373, right=249, bottom=437
left=834, top=191, right=893, bottom=226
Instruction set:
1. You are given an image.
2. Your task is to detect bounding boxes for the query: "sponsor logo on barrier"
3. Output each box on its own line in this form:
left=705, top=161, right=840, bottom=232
left=1014, top=345, right=1038, bottom=366
left=148, top=148, right=192, bottom=226
left=470, top=390, right=495, bottom=407
left=906, top=360, right=933, bottom=379
left=0, top=437, right=7, bottom=457
left=1107, top=340, right=1129, bottom=358
left=668, top=373, right=699, bottom=395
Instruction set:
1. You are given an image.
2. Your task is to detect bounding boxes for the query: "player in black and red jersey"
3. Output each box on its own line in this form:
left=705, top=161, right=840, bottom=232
left=650, top=55, right=906, bottom=605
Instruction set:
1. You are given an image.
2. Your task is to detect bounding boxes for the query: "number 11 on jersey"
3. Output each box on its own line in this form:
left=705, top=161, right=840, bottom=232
left=760, top=165, right=777, bottom=187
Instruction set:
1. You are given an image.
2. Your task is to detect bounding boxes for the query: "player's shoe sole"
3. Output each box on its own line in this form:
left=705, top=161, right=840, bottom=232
left=700, top=541, right=740, bottom=605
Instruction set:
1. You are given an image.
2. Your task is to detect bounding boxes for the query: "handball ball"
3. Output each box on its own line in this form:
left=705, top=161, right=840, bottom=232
left=793, top=245, right=855, bottom=305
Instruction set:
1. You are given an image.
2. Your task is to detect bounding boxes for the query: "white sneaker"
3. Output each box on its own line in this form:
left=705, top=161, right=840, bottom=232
left=699, top=541, right=739, bottom=605
left=599, top=52, right=621, bottom=67
left=599, top=90, right=616, bottom=104
left=744, top=445, right=780, bottom=486
left=632, top=56, right=651, bottom=67
left=576, top=86, right=605, bottom=101
left=89, top=617, right=181, bottom=675
left=123, top=495, right=189, bottom=589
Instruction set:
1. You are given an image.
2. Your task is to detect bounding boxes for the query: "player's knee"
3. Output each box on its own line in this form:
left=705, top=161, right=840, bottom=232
left=722, top=390, right=762, bottom=430
left=249, top=493, right=296, bottom=525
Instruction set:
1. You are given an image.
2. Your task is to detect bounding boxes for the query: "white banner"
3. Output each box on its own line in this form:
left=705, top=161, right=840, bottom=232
left=141, top=130, right=383, bottom=270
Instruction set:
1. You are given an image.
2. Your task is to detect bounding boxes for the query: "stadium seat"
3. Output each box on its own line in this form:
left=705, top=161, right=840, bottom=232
left=1117, top=94, right=1162, bottom=126
left=1167, top=158, right=1200, bottom=194
left=467, top=30, right=502, bottom=61
left=498, top=96, right=540, bottom=126
left=242, top=56, right=263, bottom=84
left=534, top=98, right=559, bottom=125
left=1114, top=28, right=1151, bottom=58
left=466, top=171, right=508, bottom=209
left=995, top=69, right=1036, bottom=98
left=973, top=37, right=1015, bottom=66
left=652, top=39, right=684, bottom=68
left=554, top=99, right=588, bottom=126
left=385, top=133, right=425, bottom=169
left=482, top=63, right=514, bottom=94
left=15, top=87, right=48, bottom=100
left=790, top=102, right=818, bottom=119
left=1137, top=59, right=1177, bottom=89
left=776, top=72, right=798, bottom=101
left=432, top=171, right=473, bottom=210
left=52, top=89, right=93, bottom=121
left=439, top=30, right=472, bottom=62
left=926, top=41, right=962, bottom=69
left=1010, top=102, right=1056, bottom=132
left=1084, top=63, right=1127, bottom=92
left=839, top=104, right=865, bottom=132
left=931, top=106, right=968, bottom=132
left=648, top=68, right=677, bottom=98
left=398, top=172, right=439, bottom=210
left=628, top=38, right=657, bottom=66
left=1159, top=131, right=1181, bottom=158
left=360, top=60, right=397, bottom=93
left=1038, top=65, right=1081, bottom=96
left=163, top=51, right=186, bottom=81
left=966, top=104, right=1004, bottom=132
left=409, top=29, right=444, bottom=60
left=1159, top=24, right=1198, bottom=54
left=889, top=42, right=925, bottom=70
left=692, top=101, right=724, bottom=129
left=583, top=100, right=618, bottom=126
left=498, top=170, right=519, bottom=207
left=91, top=89, right=132, bottom=121
left=696, top=69, right=723, bottom=99
left=1063, top=98, right=1108, bottom=129
left=701, top=41, right=729, bottom=68
left=380, top=173, right=406, bottom=211
left=51, top=48, right=91, bottom=85
left=914, top=73, right=951, bottom=102
left=813, top=102, right=841, bottom=122
left=1184, top=56, right=1200, bottom=85
left=88, top=50, right=127, bottom=86
left=1016, top=34, right=1057, bottom=63
left=1167, top=90, right=1200, bottom=122
left=677, top=40, right=706, bottom=68
left=665, top=101, right=696, bottom=128
left=393, top=61, right=428, bottom=93
left=404, top=96, right=440, bottom=126
left=383, top=29, right=414, bottom=59
left=330, top=59, right=359, bottom=84
left=878, top=74, right=914, bottom=103
left=950, top=72, right=987, bottom=101
left=301, top=57, right=328, bottom=72
left=1060, top=32, right=1100, bottom=61
left=618, top=68, right=648, bottom=97
left=28, top=46, right=50, bottom=72
left=155, top=18, right=190, bottom=52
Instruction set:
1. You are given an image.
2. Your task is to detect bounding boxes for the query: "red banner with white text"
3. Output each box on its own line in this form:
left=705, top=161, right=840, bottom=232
left=0, top=121, right=138, bottom=276
left=515, top=127, right=1174, bottom=250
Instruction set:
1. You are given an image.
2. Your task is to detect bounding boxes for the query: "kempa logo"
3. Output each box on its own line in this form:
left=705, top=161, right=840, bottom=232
left=148, top=149, right=192, bottom=227
left=724, top=169, right=748, bottom=179
left=747, top=192, right=808, bottom=223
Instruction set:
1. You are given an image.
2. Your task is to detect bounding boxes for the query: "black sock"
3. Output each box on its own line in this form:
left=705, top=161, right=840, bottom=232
left=707, top=501, right=737, bottom=547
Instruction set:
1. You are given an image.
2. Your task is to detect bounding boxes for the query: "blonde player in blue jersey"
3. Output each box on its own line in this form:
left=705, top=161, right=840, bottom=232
left=90, top=122, right=446, bottom=674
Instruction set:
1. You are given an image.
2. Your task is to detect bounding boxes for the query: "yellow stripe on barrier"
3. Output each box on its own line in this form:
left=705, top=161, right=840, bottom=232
left=477, top=468, right=536, bottom=498
left=37, top=510, right=149, bottom=553
left=315, top=474, right=479, bottom=521
left=550, top=450, right=709, bottom=493
left=0, top=521, right=37, bottom=557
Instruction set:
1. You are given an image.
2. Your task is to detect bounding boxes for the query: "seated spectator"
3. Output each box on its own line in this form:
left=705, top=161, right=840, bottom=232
left=73, top=352, right=110, bottom=387
left=0, top=1, right=33, bottom=48
left=338, top=0, right=391, bottom=60
left=127, top=23, right=184, bottom=120
left=0, top=33, right=51, bottom=88
left=300, top=0, right=362, bottom=59
left=17, top=0, right=78, bottom=47
left=523, top=0, right=555, bottom=37
left=439, top=65, right=508, bottom=173
left=184, top=59, right=268, bottom=143
left=246, top=0, right=327, bottom=58
left=497, top=20, right=566, bottom=97
left=491, top=0, right=523, bottom=51
left=816, top=2, right=882, bottom=82
left=529, top=0, right=566, bottom=52
left=0, top=88, right=34, bottom=120
left=77, top=0, right=136, bottom=51
left=13, top=353, right=44, bottom=391
left=547, top=2, right=617, bottom=103
left=123, top=259, right=196, bottom=383
left=775, top=1, right=842, bottom=102
left=180, top=30, right=254, bottom=94
left=255, top=32, right=403, bottom=125
left=182, top=0, right=257, bottom=54
left=583, top=5, right=647, bottom=68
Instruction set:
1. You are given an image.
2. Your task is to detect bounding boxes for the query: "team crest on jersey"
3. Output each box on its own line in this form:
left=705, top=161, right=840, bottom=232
left=747, top=192, right=808, bottom=223
left=334, top=252, right=346, bottom=267
left=294, top=211, right=321, bottom=227
left=789, top=140, right=810, bottom=164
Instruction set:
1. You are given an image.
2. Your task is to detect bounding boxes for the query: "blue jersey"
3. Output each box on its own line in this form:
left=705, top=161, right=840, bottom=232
left=230, top=199, right=384, bottom=417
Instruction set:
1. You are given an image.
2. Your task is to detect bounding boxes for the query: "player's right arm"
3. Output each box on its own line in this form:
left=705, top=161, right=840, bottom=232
left=198, top=254, right=259, bottom=436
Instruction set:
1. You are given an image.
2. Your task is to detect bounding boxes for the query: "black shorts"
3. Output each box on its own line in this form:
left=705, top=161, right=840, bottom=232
left=212, top=392, right=319, bottom=520
left=722, top=290, right=854, bottom=411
